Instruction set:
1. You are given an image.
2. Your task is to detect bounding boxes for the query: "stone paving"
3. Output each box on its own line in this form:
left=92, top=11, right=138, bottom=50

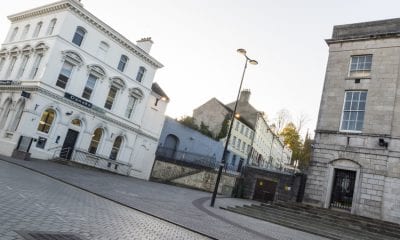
left=0, top=156, right=327, bottom=240
left=0, top=160, right=208, bottom=240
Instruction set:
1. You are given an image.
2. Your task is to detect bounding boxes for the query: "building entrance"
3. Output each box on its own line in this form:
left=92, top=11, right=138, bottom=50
left=60, top=129, right=79, bottom=159
left=253, top=178, right=277, bottom=202
left=330, top=169, right=356, bottom=211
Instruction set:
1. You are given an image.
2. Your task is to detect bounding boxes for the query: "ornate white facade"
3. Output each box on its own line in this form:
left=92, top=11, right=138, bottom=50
left=0, top=0, right=168, bottom=180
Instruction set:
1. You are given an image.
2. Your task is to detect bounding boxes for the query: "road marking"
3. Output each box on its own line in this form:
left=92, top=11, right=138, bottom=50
left=6, top=186, right=12, bottom=190
left=19, top=193, right=26, bottom=199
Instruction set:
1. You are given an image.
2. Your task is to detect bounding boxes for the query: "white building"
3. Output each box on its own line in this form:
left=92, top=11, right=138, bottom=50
left=0, top=0, right=168, bottom=180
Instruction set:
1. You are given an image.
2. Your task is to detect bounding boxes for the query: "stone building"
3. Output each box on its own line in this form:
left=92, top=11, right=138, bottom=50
left=193, top=89, right=291, bottom=171
left=0, top=0, right=168, bottom=180
left=304, top=18, right=400, bottom=223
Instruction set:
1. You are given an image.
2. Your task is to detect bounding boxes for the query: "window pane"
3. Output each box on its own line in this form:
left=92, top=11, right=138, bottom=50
left=72, top=27, right=85, bottom=46
left=360, top=92, right=367, bottom=101
left=341, top=91, right=367, bottom=132
left=349, top=112, right=357, bottom=120
left=344, top=101, right=351, bottom=110
left=348, top=121, right=356, bottom=130
left=358, top=101, right=366, bottom=110
left=346, top=92, right=353, bottom=101
left=353, top=92, right=360, bottom=101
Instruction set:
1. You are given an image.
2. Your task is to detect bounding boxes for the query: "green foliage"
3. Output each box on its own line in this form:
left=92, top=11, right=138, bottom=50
left=280, top=122, right=303, bottom=165
left=177, top=116, right=214, bottom=139
left=217, top=114, right=230, bottom=139
left=280, top=123, right=313, bottom=170
left=299, top=133, right=313, bottom=170
left=178, top=116, right=199, bottom=131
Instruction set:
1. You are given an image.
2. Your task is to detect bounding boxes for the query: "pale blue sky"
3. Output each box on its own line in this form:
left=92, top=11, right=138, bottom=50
left=2, top=0, right=400, bottom=137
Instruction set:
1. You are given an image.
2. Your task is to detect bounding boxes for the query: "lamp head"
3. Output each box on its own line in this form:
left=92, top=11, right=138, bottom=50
left=249, top=59, right=258, bottom=65
left=237, top=48, right=247, bottom=55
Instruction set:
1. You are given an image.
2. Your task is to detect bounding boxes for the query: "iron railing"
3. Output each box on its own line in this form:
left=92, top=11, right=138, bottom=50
left=52, top=147, right=131, bottom=176
left=156, top=146, right=238, bottom=172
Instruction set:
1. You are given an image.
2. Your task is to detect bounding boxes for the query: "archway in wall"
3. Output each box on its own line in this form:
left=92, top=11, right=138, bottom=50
left=327, top=159, right=361, bottom=213
left=164, top=134, right=179, bottom=159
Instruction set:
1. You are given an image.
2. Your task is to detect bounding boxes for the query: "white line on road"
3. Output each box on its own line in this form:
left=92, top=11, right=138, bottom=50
left=19, top=193, right=26, bottom=199
left=6, top=186, right=12, bottom=190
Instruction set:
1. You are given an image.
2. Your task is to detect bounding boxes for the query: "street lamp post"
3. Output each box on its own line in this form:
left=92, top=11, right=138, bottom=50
left=210, top=48, right=258, bottom=207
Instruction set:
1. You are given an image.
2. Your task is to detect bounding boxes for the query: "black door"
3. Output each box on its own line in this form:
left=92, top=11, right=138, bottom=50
left=253, top=178, right=277, bottom=202
left=330, top=169, right=356, bottom=211
left=60, top=129, right=79, bottom=159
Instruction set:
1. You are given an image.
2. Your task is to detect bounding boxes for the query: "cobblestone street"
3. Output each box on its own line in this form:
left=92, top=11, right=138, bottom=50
left=0, top=160, right=208, bottom=240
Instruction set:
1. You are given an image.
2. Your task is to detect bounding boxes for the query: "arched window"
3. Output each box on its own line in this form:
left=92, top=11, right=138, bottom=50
left=46, top=18, right=57, bottom=36
left=136, top=66, right=146, bottom=82
left=97, top=41, right=109, bottom=59
left=9, top=27, right=18, bottom=42
left=32, top=22, right=42, bottom=38
left=37, top=109, right=56, bottom=133
left=16, top=54, right=30, bottom=79
left=8, top=99, right=25, bottom=132
left=88, top=128, right=103, bottom=154
left=0, top=99, right=12, bottom=130
left=117, top=55, right=128, bottom=72
left=72, top=26, right=86, bottom=46
left=109, top=136, right=123, bottom=160
left=21, top=24, right=30, bottom=40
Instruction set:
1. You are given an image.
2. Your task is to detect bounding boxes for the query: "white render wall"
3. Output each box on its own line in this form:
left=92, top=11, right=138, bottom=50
left=0, top=0, right=166, bottom=180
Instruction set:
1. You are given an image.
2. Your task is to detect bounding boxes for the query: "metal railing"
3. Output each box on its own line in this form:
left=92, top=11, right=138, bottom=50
left=155, top=146, right=239, bottom=172
left=51, top=147, right=131, bottom=176
left=72, top=149, right=132, bottom=176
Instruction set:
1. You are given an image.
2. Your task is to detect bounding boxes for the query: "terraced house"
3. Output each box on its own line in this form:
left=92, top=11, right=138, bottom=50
left=305, top=18, right=400, bottom=223
left=0, top=0, right=168, bottom=180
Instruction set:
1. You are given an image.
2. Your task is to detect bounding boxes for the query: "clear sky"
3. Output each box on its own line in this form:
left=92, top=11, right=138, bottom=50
left=2, top=0, right=400, bottom=138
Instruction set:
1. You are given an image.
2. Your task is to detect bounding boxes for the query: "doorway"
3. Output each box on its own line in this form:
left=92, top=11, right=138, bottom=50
left=253, top=178, right=278, bottom=202
left=330, top=169, right=356, bottom=211
left=60, top=129, right=79, bottom=159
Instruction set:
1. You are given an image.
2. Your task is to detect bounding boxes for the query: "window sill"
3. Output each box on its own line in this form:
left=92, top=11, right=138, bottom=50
left=339, top=130, right=362, bottom=134
left=345, top=77, right=371, bottom=80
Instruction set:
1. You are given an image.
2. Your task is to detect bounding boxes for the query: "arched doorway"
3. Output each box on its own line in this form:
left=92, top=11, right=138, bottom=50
left=60, top=119, right=81, bottom=159
left=164, top=134, right=179, bottom=159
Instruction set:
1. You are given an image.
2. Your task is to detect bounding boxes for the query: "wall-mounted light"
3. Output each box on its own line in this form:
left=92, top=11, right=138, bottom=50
left=379, top=138, right=388, bottom=148
left=65, top=111, right=73, bottom=116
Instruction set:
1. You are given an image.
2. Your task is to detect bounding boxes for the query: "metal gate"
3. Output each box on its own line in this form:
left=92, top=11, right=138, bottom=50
left=253, top=178, right=277, bottom=203
left=330, top=169, right=356, bottom=211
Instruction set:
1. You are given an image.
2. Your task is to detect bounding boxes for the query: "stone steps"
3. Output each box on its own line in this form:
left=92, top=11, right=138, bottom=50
left=273, top=202, right=400, bottom=234
left=222, top=203, right=400, bottom=240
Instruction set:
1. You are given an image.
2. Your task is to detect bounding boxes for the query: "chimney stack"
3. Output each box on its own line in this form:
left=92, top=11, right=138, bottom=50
left=239, top=89, right=251, bottom=103
left=136, top=37, right=153, bottom=53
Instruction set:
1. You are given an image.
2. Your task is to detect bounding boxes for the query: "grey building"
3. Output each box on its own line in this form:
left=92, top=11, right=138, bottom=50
left=304, top=18, right=400, bottom=223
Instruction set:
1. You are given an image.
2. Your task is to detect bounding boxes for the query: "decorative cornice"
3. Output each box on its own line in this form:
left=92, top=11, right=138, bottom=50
left=7, top=0, right=164, bottom=69
left=0, top=84, right=159, bottom=141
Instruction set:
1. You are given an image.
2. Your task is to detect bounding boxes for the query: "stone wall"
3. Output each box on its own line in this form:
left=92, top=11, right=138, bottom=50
left=240, top=166, right=306, bottom=202
left=151, top=159, right=237, bottom=196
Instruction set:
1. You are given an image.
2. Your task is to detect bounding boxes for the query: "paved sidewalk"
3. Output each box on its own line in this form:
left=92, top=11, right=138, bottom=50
left=0, top=156, right=327, bottom=240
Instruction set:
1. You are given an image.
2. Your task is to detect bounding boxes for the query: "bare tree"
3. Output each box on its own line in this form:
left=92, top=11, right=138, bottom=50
left=273, top=109, right=292, bottom=134
left=296, top=112, right=310, bottom=134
